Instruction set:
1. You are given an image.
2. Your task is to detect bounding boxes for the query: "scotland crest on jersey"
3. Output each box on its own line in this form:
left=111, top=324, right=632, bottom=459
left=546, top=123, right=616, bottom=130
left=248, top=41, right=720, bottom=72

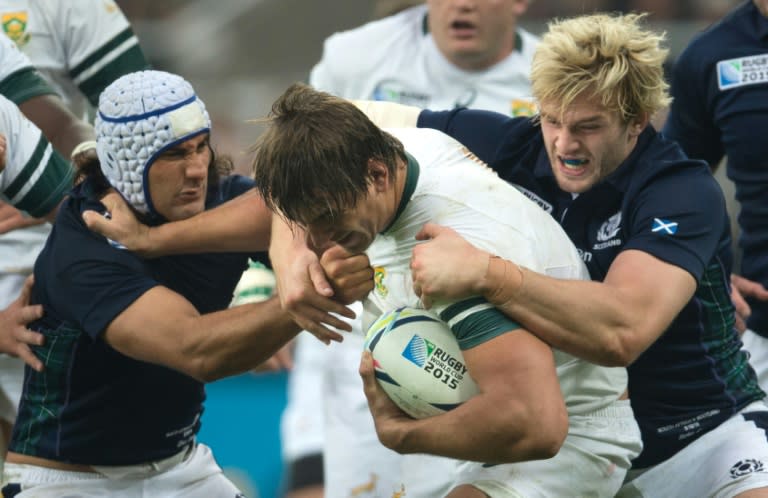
left=594, top=211, right=622, bottom=250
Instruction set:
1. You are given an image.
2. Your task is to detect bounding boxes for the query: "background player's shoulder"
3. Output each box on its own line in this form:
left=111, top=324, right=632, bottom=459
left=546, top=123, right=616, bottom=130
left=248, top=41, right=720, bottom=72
left=319, top=4, right=426, bottom=74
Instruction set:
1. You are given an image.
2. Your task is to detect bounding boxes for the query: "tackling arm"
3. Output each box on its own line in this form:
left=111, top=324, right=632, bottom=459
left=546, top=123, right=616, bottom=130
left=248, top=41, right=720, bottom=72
left=84, top=189, right=273, bottom=257
left=104, top=285, right=301, bottom=382
left=411, top=224, right=696, bottom=366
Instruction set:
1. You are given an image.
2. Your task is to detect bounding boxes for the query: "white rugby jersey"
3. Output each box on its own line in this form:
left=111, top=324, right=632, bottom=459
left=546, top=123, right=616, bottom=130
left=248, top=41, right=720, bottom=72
left=0, top=0, right=147, bottom=273
left=363, top=128, right=627, bottom=415
left=310, top=3, right=539, bottom=117
left=0, top=93, right=71, bottom=271
left=0, top=0, right=148, bottom=119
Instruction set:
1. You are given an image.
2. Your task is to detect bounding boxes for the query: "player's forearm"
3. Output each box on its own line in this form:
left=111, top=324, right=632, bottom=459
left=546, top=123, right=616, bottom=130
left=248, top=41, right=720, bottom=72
left=482, top=258, right=643, bottom=366
left=19, top=95, right=95, bottom=157
left=183, top=297, right=300, bottom=382
left=388, top=391, right=565, bottom=463
left=147, top=191, right=271, bottom=257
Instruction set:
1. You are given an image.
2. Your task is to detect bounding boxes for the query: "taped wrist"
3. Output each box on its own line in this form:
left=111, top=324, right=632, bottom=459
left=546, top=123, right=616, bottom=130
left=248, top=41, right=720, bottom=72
left=70, top=140, right=97, bottom=161
left=485, top=256, right=525, bottom=306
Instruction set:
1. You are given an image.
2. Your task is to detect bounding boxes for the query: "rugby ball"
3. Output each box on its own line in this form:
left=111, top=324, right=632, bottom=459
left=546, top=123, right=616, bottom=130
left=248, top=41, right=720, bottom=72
left=364, top=307, right=479, bottom=419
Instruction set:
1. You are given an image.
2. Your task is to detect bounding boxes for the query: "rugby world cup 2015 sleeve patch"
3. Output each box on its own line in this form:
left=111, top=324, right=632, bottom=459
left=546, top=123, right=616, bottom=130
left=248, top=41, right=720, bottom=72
left=717, top=54, right=768, bottom=91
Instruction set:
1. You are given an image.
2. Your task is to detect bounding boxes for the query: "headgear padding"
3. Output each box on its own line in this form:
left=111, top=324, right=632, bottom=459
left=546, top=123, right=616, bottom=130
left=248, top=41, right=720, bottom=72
left=95, top=70, right=211, bottom=214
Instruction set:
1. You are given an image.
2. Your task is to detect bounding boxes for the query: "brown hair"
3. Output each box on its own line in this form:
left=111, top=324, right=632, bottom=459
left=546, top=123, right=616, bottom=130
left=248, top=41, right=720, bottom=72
left=251, top=82, right=405, bottom=226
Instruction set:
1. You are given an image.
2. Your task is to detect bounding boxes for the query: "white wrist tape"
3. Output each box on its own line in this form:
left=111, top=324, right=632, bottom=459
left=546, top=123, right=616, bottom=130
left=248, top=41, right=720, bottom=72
left=70, top=140, right=97, bottom=160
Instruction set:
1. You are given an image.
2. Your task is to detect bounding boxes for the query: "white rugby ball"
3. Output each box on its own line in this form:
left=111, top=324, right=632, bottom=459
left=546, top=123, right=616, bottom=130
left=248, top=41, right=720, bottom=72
left=364, top=307, right=479, bottom=419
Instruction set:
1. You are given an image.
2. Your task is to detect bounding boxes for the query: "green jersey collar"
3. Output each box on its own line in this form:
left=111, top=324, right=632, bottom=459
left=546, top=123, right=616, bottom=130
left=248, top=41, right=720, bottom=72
left=381, top=152, right=420, bottom=234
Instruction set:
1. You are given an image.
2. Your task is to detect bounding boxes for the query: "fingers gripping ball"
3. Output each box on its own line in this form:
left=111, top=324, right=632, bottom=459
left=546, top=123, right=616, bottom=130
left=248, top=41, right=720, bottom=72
left=364, top=307, right=479, bottom=419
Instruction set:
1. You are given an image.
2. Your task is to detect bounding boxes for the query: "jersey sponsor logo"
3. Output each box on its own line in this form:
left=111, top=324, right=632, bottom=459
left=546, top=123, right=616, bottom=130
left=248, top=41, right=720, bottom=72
left=513, top=185, right=552, bottom=213
left=372, top=79, right=430, bottom=107
left=1, top=11, right=29, bottom=47
left=652, top=218, right=678, bottom=235
left=729, top=458, right=765, bottom=478
left=577, top=248, right=593, bottom=263
left=593, top=211, right=623, bottom=250
left=374, top=266, right=389, bottom=297
left=717, top=53, right=768, bottom=90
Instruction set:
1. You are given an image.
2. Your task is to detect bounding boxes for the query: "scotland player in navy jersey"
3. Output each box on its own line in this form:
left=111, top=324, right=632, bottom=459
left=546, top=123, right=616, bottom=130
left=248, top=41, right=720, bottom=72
left=347, top=12, right=768, bottom=498
left=0, top=70, right=301, bottom=497
left=664, top=0, right=768, bottom=398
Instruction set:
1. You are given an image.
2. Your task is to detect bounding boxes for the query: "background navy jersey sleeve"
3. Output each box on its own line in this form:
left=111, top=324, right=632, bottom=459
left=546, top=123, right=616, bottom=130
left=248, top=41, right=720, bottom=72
left=622, top=164, right=728, bottom=281
left=418, top=109, right=525, bottom=164
left=663, top=42, right=725, bottom=166
left=218, top=174, right=256, bottom=199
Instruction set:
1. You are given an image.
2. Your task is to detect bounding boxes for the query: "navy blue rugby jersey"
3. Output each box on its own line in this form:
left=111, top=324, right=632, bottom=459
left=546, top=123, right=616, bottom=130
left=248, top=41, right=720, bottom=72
left=12, top=175, right=259, bottom=465
left=419, top=108, right=765, bottom=468
left=664, top=0, right=768, bottom=337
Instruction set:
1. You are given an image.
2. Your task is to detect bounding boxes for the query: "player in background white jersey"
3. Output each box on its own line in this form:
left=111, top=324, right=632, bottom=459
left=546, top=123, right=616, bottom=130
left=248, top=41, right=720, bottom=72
left=0, top=89, right=81, bottom=455
left=252, top=82, right=641, bottom=498
left=282, top=2, right=540, bottom=495
left=0, top=0, right=148, bottom=466
left=0, top=0, right=148, bottom=120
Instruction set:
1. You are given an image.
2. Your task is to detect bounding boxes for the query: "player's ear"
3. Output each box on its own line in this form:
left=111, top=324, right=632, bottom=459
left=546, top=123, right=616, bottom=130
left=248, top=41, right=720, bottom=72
left=629, top=112, right=649, bottom=137
left=368, top=159, right=391, bottom=190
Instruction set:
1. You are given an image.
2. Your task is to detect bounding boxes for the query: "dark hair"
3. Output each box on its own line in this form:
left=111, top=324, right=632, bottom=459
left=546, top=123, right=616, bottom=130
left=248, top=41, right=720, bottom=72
left=250, top=82, right=405, bottom=226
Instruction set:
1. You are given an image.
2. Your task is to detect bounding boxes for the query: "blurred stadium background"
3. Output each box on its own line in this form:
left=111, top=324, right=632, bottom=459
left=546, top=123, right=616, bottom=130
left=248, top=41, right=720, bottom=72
left=115, top=1, right=743, bottom=496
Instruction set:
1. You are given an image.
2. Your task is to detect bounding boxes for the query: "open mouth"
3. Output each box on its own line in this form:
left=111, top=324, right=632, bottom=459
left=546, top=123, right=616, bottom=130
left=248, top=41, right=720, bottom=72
left=450, top=20, right=477, bottom=37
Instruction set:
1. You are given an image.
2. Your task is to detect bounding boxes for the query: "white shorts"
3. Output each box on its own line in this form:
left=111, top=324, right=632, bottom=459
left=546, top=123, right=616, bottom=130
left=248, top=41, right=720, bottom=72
left=0, top=273, right=28, bottom=424
left=395, top=400, right=641, bottom=498
left=326, top=368, right=640, bottom=498
left=323, top=330, right=404, bottom=498
left=1, top=443, right=243, bottom=497
left=617, top=401, right=768, bottom=498
left=742, top=329, right=768, bottom=392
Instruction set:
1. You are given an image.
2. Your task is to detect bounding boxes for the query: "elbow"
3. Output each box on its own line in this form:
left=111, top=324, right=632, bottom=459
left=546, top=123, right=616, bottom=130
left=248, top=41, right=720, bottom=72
left=524, top=404, right=568, bottom=461
left=531, top=422, right=567, bottom=460
left=491, top=399, right=568, bottom=463
left=178, top=339, right=223, bottom=383
left=190, top=364, right=224, bottom=384
left=185, top=352, right=234, bottom=383
left=179, top=355, right=215, bottom=383
left=597, top=329, right=642, bottom=367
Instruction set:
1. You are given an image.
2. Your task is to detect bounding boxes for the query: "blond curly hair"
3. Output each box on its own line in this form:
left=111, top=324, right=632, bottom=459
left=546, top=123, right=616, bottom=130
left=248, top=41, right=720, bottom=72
left=531, top=12, right=671, bottom=123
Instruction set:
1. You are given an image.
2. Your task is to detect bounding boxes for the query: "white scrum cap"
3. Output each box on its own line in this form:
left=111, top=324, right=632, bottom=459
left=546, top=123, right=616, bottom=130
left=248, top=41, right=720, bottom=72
left=95, top=70, right=211, bottom=215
